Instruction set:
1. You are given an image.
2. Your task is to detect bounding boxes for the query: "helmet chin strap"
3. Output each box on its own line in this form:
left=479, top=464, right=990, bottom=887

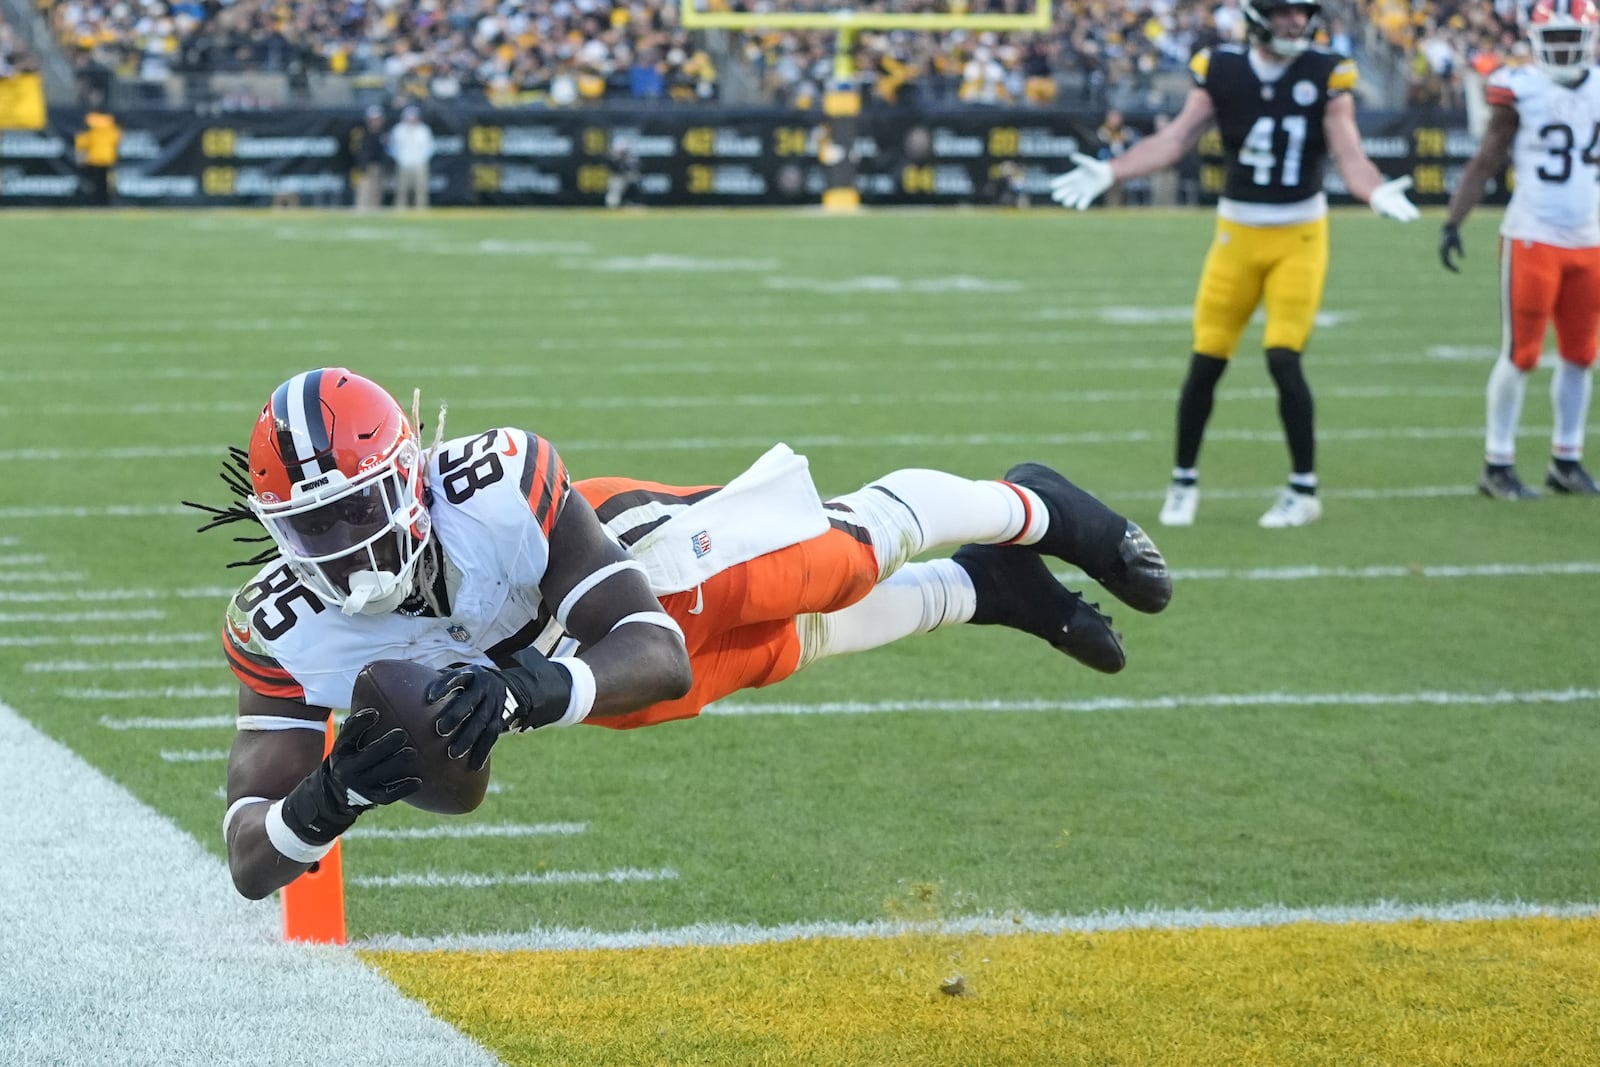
left=342, top=569, right=411, bottom=616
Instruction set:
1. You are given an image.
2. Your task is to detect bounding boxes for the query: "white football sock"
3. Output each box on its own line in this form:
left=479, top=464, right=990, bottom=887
left=793, top=559, right=974, bottom=671
left=1551, top=359, right=1592, bottom=461
left=1485, top=356, right=1529, bottom=466
left=829, top=469, right=1043, bottom=580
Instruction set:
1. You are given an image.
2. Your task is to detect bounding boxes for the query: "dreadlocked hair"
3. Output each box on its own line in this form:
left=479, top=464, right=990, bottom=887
left=413, top=387, right=447, bottom=464
left=179, top=445, right=278, bottom=570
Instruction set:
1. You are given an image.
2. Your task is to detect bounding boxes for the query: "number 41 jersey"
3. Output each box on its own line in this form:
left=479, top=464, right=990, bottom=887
left=1488, top=65, right=1600, bottom=249
left=1191, top=45, right=1357, bottom=220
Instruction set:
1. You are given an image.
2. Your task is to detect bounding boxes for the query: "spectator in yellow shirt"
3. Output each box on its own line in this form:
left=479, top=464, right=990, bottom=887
left=74, top=103, right=121, bottom=206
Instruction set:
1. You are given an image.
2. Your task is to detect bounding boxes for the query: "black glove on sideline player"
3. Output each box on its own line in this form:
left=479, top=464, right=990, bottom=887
left=279, top=707, right=422, bottom=847
left=1440, top=223, right=1464, bottom=273
left=428, top=647, right=575, bottom=771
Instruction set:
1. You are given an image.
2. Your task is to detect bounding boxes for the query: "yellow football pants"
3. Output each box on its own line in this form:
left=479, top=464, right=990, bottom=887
left=1192, top=215, right=1329, bottom=358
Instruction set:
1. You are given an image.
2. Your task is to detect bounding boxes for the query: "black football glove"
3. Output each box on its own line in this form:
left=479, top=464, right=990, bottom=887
left=427, top=647, right=575, bottom=771
left=1440, top=223, right=1464, bottom=273
left=279, top=707, right=423, bottom=847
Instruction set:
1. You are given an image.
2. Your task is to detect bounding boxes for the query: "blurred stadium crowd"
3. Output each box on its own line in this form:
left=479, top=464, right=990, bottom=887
left=1360, top=0, right=1521, bottom=106
left=15, top=0, right=1518, bottom=110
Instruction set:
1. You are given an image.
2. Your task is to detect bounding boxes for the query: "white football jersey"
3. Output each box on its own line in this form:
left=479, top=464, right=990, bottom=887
left=1490, top=64, right=1600, bottom=248
left=222, top=428, right=579, bottom=711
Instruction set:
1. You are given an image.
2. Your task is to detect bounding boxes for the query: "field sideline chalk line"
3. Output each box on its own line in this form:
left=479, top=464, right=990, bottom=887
left=0, top=696, right=503, bottom=1067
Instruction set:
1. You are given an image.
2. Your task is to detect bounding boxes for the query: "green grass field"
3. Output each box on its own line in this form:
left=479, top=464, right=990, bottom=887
left=3, top=207, right=1596, bottom=1064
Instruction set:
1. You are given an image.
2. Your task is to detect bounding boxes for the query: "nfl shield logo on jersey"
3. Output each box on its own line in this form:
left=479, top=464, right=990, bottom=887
left=690, top=530, right=713, bottom=558
left=447, top=624, right=471, bottom=643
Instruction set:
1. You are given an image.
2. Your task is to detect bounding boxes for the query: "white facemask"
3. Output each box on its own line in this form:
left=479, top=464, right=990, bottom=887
left=341, top=569, right=411, bottom=616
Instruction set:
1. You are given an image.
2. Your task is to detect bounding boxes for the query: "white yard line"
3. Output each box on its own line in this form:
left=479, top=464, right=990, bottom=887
left=27, top=658, right=217, bottom=673
left=12, top=559, right=1592, bottom=623
left=0, top=609, right=164, bottom=624
left=706, top=687, right=1600, bottom=717
left=345, top=822, right=588, bottom=840
left=0, top=503, right=198, bottom=518
left=353, top=900, right=1600, bottom=953
left=101, top=714, right=236, bottom=730
left=0, top=697, right=504, bottom=1067
left=1170, top=561, right=1600, bottom=581
left=0, top=632, right=209, bottom=648
left=68, top=685, right=234, bottom=700
left=0, top=424, right=1558, bottom=466
left=96, top=686, right=1600, bottom=728
left=0, top=586, right=228, bottom=602
left=159, top=748, right=230, bottom=762
left=0, top=384, right=1484, bottom=419
left=349, top=867, right=678, bottom=890
left=0, top=571, right=86, bottom=583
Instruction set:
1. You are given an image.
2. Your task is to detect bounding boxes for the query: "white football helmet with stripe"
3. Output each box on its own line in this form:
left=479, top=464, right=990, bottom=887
left=246, top=368, right=431, bottom=616
left=1528, top=0, right=1600, bottom=84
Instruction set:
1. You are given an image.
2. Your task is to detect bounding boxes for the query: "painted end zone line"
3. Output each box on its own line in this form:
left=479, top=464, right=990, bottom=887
left=354, top=899, right=1600, bottom=953
left=706, top=687, right=1600, bottom=717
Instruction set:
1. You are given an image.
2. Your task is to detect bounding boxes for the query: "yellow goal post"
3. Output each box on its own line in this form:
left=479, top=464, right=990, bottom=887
left=680, top=2, right=1052, bottom=32
left=679, top=0, right=1053, bottom=209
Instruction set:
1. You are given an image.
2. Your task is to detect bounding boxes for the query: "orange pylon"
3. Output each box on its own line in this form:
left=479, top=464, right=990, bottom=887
left=281, top=714, right=348, bottom=944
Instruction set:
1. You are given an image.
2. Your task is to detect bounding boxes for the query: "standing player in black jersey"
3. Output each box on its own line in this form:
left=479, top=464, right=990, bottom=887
left=1051, top=0, right=1419, bottom=529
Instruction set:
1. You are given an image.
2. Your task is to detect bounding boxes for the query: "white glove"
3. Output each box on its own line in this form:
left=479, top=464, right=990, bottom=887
left=1049, top=152, right=1115, bottom=211
left=1369, top=175, right=1419, bottom=223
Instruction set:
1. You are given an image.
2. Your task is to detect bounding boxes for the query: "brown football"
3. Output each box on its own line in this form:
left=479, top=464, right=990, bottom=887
left=350, top=658, right=490, bottom=816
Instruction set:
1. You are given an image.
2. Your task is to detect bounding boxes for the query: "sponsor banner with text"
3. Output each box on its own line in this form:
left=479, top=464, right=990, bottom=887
left=0, top=107, right=1502, bottom=208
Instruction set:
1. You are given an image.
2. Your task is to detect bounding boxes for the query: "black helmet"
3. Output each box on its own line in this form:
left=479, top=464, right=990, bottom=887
left=1240, top=0, right=1323, bottom=57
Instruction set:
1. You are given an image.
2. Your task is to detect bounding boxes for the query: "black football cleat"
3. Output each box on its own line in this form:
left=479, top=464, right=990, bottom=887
left=1003, top=462, right=1173, bottom=614
left=953, top=543, right=1126, bottom=674
left=1478, top=464, right=1539, bottom=501
left=1545, top=461, right=1600, bottom=496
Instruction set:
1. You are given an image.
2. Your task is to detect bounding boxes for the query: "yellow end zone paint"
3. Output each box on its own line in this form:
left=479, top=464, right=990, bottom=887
left=363, top=915, right=1600, bottom=1066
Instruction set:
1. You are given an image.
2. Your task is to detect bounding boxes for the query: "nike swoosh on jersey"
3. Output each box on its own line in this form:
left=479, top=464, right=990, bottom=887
left=502, top=430, right=519, bottom=457
left=688, top=584, right=705, bottom=615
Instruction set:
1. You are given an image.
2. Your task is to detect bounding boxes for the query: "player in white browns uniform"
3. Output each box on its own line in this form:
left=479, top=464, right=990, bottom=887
left=195, top=369, right=1170, bottom=901
left=1442, top=0, right=1600, bottom=499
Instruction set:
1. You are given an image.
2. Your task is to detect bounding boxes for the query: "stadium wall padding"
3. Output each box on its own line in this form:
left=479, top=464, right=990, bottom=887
left=0, top=107, right=1501, bottom=208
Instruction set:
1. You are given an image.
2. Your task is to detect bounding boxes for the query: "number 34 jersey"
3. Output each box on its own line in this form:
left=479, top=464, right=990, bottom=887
left=1488, top=65, right=1600, bottom=249
left=222, top=428, right=575, bottom=710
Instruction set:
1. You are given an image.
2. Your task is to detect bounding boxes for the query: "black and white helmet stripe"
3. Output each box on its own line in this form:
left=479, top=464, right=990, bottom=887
left=269, top=369, right=337, bottom=484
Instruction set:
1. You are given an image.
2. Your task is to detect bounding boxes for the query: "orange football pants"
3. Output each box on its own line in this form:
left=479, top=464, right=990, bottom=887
left=574, top=477, right=880, bottom=729
left=1501, top=238, right=1600, bottom=370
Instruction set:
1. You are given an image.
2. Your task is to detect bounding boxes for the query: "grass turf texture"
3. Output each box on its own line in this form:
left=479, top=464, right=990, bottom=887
left=2, top=208, right=1595, bottom=1064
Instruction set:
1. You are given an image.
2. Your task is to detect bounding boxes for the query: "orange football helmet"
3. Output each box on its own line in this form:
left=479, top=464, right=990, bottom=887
left=246, top=368, right=431, bottom=615
left=1528, top=0, right=1600, bottom=84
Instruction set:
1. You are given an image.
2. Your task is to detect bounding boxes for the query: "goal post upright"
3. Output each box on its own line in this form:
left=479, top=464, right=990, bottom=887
left=680, top=0, right=1052, bottom=210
